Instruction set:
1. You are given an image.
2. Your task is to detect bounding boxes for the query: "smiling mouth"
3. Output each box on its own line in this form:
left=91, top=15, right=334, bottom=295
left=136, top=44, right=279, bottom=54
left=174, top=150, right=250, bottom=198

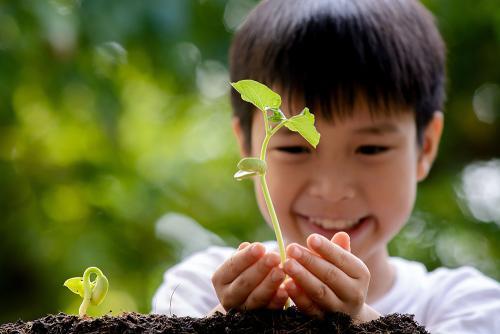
left=308, top=216, right=360, bottom=230
left=297, top=214, right=369, bottom=233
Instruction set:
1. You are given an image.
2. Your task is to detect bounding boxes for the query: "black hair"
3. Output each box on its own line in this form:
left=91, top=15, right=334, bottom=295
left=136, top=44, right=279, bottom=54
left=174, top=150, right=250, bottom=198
left=229, top=0, right=446, bottom=152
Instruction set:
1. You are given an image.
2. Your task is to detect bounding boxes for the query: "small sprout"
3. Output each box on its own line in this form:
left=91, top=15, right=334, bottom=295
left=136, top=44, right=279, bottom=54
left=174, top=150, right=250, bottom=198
left=267, top=107, right=286, bottom=123
left=234, top=157, right=267, bottom=180
left=231, top=79, right=320, bottom=308
left=64, top=266, right=109, bottom=317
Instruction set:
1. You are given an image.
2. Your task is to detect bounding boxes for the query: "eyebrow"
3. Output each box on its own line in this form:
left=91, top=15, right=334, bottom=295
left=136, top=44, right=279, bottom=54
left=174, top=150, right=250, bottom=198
left=353, top=123, right=400, bottom=135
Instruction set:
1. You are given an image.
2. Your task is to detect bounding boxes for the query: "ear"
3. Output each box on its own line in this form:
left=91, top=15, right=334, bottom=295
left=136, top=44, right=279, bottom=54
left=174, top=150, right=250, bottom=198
left=232, top=117, right=250, bottom=157
left=417, top=111, right=444, bottom=181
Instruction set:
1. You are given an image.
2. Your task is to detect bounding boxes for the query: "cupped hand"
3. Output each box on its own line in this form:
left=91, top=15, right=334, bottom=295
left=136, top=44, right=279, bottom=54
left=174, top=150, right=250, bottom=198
left=211, top=242, right=288, bottom=312
left=282, top=232, right=380, bottom=323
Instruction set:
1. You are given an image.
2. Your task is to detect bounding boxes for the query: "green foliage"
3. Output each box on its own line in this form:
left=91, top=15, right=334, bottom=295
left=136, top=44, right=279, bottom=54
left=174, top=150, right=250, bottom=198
left=283, top=108, right=320, bottom=148
left=230, top=80, right=320, bottom=148
left=230, top=80, right=282, bottom=113
left=0, top=0, right=499, bottom=324
left=232, top=79, right=320, bottom=275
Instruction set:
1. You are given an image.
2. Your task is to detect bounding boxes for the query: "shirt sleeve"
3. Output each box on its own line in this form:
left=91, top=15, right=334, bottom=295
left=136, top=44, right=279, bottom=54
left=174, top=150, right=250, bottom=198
left=151, top=245, right=235, bottom=317
left=425, top=266, right=500, bottom=334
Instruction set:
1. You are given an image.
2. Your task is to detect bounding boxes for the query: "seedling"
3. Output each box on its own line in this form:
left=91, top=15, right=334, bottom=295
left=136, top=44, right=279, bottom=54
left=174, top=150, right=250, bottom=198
left=64, top=266, right=109, bottom=317
left=231, top=79, right=320, bottom=271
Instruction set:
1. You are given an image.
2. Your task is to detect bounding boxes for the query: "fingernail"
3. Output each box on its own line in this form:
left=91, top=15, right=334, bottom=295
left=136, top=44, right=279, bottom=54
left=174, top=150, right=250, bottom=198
left=289, top=245, right=302, bottom=259
left=285, top=259, right=301, bottom=275
left=271, top=269, right=284, bottom=282
left=310, top=235, right=322, bottom=248
left=251, top=244, right=262, bottom=256
left=265, top=255, right=279, bottom=267
left=286, top=280, right=297, bottom=292
left=276, top=288, right=287, bottom=299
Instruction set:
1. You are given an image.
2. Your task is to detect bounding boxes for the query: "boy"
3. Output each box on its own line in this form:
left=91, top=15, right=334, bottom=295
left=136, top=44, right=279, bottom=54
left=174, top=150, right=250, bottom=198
left=153, top=0, right=500, bottom=331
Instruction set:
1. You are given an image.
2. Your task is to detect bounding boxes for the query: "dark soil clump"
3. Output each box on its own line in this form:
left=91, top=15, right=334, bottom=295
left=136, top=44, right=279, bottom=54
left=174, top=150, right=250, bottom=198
left=1, top=307, right=429, bottom=333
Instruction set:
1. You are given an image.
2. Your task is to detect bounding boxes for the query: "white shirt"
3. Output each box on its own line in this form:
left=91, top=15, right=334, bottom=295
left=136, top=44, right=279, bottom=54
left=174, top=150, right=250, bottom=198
left=152, top=243, right=500, bottom=333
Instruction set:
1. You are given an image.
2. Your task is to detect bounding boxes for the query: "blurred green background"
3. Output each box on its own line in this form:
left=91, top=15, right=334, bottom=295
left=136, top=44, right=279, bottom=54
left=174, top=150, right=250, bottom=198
left=1, top=0, right=499, bottom=323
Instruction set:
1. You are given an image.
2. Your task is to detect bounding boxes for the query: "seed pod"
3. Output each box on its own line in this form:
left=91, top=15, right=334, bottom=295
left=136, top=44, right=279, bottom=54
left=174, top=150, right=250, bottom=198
left=237, top=157, right=267, bottom=174
left=234, top=169, right=257, bottom=181
left=234, top=157, right=267, bottom=181
left=90, top=274, right=109, bottom=306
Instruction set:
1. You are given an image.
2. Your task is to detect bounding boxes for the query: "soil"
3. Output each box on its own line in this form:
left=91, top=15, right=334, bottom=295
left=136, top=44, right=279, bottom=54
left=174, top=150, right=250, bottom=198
left=0, top=307, right=429, bottom=333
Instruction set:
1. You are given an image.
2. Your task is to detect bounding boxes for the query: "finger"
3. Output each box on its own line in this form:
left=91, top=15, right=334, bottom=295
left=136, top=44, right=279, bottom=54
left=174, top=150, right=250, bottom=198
left=284, top=279, right=323, bottom=317
left=238, top=242, right=251, bottom=250
left=244, top=266, right=286, bottom=309
left=331, top=232, right=350, bottom=252
left=287, top=243, right=355, bottom=302
left=283, top=258, right=340, bottom=311
left=225, top=252, right=281, bottom=308
left=267, top=285, right=289, bottom=310
left=307, top=234, right=367, bottom=279
left=214, top=243, right=266, bottom=285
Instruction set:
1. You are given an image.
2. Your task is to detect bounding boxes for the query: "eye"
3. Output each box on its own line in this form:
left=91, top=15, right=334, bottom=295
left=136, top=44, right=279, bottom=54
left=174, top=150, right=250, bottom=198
left=356, top=145, right=390, bottom=155
left=276, top=146, right=311, bottom=154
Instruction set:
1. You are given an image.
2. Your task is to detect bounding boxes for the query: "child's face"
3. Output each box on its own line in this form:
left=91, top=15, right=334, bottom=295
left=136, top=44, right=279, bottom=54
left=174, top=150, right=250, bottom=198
left=233, top=98, right=442, bottom=263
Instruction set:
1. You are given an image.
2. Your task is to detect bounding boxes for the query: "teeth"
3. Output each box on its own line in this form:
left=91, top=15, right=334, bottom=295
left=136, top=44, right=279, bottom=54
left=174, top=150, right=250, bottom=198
left=308, top=217, right=359, bottom=230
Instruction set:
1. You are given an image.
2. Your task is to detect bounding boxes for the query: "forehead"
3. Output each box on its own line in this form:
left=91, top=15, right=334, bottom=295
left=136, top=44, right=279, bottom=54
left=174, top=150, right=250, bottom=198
left=277, top=91, right=414, bottom=125
left=272, top=112, right=414, bottom=140
left=251, top=101, right=414, bottom=141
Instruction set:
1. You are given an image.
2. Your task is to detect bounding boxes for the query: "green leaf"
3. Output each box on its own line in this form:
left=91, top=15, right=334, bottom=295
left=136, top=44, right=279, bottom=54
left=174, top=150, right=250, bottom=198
left=231, top=80, right=281, bottom=112
left=267, top=108, right=286, bottom=123
left=284, top=108, right=320, bottom=148
left=64, top=277, right=84, bottom=298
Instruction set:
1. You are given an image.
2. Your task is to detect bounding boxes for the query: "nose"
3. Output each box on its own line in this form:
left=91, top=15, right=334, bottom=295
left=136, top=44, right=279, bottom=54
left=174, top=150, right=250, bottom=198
left=306, top=161, right=356, bottom=203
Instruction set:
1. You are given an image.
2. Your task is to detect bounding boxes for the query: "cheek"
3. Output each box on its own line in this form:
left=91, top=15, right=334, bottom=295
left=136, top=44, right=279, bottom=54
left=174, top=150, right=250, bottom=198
left=367, top=154, right=418, bottom=223
left=253, top=164, right=301, bottom=226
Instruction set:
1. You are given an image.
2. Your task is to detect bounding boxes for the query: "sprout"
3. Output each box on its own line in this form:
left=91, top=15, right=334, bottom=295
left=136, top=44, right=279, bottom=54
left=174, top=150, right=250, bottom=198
left=234, top=157, right=267, bottom=180
left=64, top=267, right=109, bottom=317
left=231, top=79, right=320, bottom=308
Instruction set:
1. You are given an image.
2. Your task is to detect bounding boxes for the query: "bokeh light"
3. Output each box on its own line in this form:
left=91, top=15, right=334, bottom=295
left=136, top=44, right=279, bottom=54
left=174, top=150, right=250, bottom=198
left=456, top=159, right=500, bottom=225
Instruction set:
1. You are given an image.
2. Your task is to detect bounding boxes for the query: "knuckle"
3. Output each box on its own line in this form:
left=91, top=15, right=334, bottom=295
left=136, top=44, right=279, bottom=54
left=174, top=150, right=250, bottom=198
left=236, top=276, right=252, bottom=291
left=302, top=252, right=314, bottom=267
left=220, top=295, right=235, bottom=310
left=311, top=283, right=329, bottom=301
left=363, top=266, right=371, bottom=282
left=211, top=270, right=222, bottom=286
left=350, top=290, right=365, bottom=307
left=324, top=267, right=338, bottom=286
left=228, top=256, right=239, bottom=274
left=303, top=301, right=319, bottom=316
left=337, top=251, right=349, bottom=269
left=356, top=263, right=371, bottom=284
left=246, top=293, right=268, bottom=308
left=258, top=256, right=271, bottom=270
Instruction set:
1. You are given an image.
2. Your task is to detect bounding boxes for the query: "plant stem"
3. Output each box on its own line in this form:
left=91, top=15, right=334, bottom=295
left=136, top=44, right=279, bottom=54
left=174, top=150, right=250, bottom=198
left=260, top=114, right=290, bottom=308
left=79, top=267, right=102, bottom=317
left=259, top=115, right=286, bottom=263
left=259, top=174, right=286, bottom=264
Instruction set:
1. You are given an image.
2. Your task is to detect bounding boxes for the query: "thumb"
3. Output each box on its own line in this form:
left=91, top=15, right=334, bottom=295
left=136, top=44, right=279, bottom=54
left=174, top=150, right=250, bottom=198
left=331, top=232, right=351, bottom=252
